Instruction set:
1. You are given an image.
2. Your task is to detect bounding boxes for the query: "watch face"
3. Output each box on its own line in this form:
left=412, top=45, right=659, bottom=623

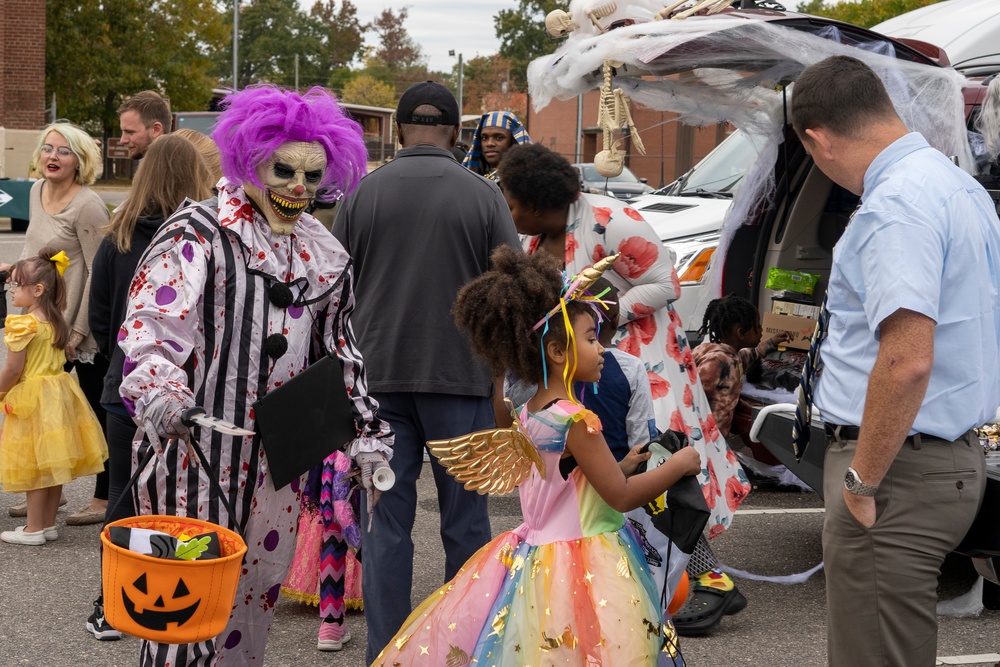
left=844, top=469, right=858, bottom=491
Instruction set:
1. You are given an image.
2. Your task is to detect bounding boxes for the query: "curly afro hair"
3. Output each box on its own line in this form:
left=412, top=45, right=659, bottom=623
left=453, top=246, right=592, bottom=384
left=497, top=143, right=580, bottom=213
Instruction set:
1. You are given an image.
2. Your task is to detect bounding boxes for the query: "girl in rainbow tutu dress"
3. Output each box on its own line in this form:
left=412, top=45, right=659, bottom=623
left=373, top=247, right=700, bottom=666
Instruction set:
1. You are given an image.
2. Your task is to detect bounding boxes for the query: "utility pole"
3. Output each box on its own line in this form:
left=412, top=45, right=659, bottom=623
left=449, top=50, right=464, bottom=121
left=232, top=1, right=239, bottom=89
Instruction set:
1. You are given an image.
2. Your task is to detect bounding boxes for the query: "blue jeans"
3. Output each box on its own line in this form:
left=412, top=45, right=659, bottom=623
left=362, top=392, right=493, bottom=665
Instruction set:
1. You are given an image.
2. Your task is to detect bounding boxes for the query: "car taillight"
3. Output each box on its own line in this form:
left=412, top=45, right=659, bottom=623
left=678, top=247, right=716, bottom=284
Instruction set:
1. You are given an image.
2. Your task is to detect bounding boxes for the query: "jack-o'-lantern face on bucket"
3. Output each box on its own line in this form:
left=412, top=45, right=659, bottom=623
left=122, top=573, right=201, bottom=631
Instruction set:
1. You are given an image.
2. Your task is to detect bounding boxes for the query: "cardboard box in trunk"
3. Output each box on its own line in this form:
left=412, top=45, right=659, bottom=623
left=761, top=312, right=818, bottom=351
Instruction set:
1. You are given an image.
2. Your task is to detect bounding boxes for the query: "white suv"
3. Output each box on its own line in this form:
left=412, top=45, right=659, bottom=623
left=629, top=129, right=762, bottom=337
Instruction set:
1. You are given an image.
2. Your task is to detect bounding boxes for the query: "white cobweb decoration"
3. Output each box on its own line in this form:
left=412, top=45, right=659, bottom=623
left=528, top=8, right=975, bottom=281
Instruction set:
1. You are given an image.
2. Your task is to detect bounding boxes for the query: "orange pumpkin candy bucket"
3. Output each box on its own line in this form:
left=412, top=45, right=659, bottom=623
left=102, top=515, right=247, bottom=644
left=100, top=437, right=249, bottom=644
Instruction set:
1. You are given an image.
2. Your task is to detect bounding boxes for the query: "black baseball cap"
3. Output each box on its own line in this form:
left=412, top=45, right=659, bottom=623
left=396, top=81, right=460, bottom=126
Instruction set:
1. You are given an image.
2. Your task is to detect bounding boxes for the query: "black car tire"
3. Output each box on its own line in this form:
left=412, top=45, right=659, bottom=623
left=10, top=218, right=28, bottom=232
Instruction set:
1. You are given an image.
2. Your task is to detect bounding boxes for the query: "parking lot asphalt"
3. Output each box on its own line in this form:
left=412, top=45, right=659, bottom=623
left=0, top=231, right=995, bottom=666
left=1, top=468, right=997, bottom=667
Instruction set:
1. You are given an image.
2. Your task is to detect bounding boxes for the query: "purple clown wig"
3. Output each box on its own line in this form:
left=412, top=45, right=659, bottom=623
left=212, top=85, right=367, bottom=203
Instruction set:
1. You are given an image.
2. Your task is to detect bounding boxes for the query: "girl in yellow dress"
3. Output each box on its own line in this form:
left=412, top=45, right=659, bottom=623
left=0, top=247, right=108, bottom=546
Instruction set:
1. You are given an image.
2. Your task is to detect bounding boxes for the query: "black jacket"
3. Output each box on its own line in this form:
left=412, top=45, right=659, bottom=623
left=89, top=214, right=165, bottom=406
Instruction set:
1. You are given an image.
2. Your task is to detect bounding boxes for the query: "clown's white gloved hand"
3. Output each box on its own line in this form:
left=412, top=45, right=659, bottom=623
left=355, top=450, right=392, bottom=530
left=144, top=392, right=196, bottom=440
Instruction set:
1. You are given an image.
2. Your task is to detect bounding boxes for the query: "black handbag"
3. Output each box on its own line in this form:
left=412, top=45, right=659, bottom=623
left=252, top=353, right=357, bottom=490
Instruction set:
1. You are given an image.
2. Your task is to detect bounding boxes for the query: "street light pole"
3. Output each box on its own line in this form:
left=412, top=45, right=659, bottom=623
left=232, top=0, right=239, bottom=90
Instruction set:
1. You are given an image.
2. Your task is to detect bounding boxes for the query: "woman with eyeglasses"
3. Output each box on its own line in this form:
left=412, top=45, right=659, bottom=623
left=4, top=122, right=111, bottom=528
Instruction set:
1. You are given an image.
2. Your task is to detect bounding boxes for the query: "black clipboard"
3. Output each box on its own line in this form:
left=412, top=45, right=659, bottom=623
left=253, top=354, right=357, bottom=490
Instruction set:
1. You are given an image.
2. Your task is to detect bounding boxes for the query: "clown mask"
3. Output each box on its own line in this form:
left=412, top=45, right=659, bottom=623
left=244, top=141, right=326, bottom=235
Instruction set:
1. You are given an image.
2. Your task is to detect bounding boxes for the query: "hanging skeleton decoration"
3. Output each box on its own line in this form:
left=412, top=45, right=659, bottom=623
left=545, top=1, right=736, bottom=177
left=595, top=59, right=646, bottom=177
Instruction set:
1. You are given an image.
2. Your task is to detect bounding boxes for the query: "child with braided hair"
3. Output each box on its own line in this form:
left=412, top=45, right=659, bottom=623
left=373, top=245, right=700, bottom=666
left=0, top=248, right=107, bottom=545
left=693, top=294, right=791, bottom=438
left=664, top=294, right=793, bottom=634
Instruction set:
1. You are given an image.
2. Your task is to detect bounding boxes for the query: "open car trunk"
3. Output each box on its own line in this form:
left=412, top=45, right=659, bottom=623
left=529, top=6, right=999, bottom=563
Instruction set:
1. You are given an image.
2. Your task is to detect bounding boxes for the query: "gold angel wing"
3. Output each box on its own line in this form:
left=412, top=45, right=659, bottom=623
left=427, top=399, right=545, bottom=495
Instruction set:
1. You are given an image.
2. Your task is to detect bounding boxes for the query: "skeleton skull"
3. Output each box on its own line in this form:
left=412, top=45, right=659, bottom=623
left=244, top=141, right=326, bottom=235
left=545, top=9, right=578, bottom=37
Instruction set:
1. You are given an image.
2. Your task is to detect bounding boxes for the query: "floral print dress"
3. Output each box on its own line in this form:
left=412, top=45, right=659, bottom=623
left=525, top=193, right=750, bottom=537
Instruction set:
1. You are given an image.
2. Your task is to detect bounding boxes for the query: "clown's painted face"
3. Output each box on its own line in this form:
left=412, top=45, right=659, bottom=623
left=244, top=141, right=326, bottom=235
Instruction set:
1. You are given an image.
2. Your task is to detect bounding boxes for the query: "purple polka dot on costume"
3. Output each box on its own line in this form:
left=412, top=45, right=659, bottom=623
left=123, top=357, right=137, bottom=376
left=263, top=529, right=280, bottom=552
left=182, top=242, right=195, bottom=262
left=288, top=305, right=303, bottom=319
left=266, top=583, right=281, bottom=605
left=223, top=630, right=242, bottom=650
left=290, top=476, right=300, bottom=493
left=164, top=339, right=183, bottom=352
left=117, top=328, right=127, bottom=342
left=155, top=285, right=177, bottom=306
left=122, top=396, right=136, bottom=417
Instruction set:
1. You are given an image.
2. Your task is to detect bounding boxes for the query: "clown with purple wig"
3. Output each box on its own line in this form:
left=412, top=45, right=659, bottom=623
left=118, top=85, right=393, bottom=665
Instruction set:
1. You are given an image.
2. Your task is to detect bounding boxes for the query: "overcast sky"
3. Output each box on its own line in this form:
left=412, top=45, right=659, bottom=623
left=332, top=1, right=515, bottom=73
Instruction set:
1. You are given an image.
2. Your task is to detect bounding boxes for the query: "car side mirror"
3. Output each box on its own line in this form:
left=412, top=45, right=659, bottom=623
left=639, top=178, right=648, bottom=183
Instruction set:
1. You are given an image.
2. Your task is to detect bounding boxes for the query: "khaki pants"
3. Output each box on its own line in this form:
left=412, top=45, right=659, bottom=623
left=823, top=431, right=985, bottom=667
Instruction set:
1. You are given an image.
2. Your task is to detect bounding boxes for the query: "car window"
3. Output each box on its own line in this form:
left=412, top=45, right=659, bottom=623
left=657, top=130, right=762, bottom=197
left=581, top=165, right=641, bottom=183
left=175, top=114, right=219, bottom=135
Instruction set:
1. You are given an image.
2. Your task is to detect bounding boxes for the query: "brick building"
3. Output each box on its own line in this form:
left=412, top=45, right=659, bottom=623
left=0, top=0, right=46, bottom=179
left=525, top=88, right=731, bottom=189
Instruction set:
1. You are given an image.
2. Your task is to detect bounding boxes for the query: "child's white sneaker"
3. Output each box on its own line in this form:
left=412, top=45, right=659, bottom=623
left=1, top=526, right=47, bottom=545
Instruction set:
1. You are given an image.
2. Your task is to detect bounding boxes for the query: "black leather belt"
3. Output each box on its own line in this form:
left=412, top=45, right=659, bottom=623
left=824, top=423, right=945, bottom=443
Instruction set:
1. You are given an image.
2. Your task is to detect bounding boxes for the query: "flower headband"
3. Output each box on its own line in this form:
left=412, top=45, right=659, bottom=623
left=532, top=253, right=620, bottom=399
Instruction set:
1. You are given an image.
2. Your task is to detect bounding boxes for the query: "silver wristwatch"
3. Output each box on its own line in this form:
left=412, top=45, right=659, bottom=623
left=844, top=467, right=878, bottom=496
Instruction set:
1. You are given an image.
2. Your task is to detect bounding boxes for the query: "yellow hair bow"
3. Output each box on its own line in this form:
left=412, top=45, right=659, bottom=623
left=49, top=250, right=71, bottom=277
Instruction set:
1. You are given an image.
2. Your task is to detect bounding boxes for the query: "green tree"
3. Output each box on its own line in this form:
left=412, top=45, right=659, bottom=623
left=796, top=0, right=945, bottom=28
left=495, top=0, right=567, bottom=89
left=234, top=0, right=326, bottom=88
left=46, top=0, right=226, bottom=172
left=341, top=74, right=397, bottom=108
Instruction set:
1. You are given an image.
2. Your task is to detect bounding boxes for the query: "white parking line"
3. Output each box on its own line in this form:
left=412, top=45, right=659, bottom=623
left=736, top=507, right=825, bottom=515
left=936, top=654, right=1000, bottom=665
